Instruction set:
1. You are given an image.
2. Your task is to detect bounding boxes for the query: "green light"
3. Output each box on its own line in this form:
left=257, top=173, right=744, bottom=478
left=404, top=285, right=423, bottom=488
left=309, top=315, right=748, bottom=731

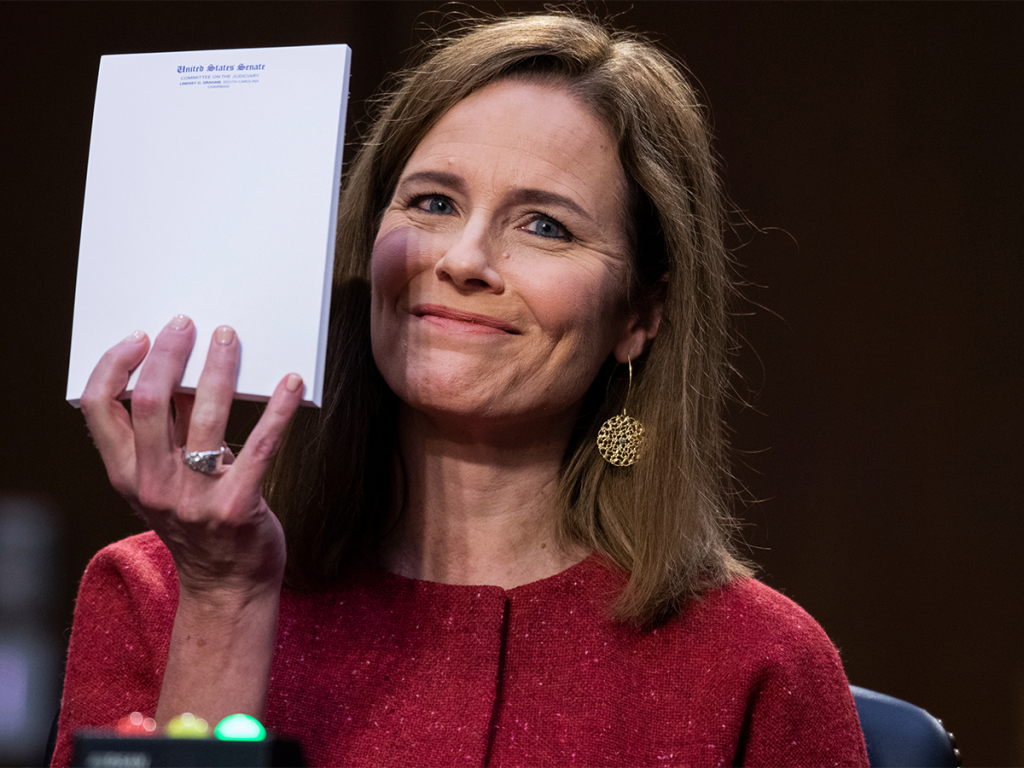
left=215, top=713, right=267, bottom=741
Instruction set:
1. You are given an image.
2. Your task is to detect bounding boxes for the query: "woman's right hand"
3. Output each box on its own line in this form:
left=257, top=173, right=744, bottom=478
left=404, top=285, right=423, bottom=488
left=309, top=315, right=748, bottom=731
left=79, top=314, right=304, bottom=722
left=79, top=313, right=303, bottom=605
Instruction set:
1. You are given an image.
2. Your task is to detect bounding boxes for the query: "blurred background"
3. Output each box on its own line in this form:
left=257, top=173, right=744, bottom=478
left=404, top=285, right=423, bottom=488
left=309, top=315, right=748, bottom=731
left=1, top=2, right=1020, bottom=765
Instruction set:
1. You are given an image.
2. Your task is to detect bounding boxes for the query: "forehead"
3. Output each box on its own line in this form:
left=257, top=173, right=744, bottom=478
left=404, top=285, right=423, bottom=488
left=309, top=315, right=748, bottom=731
left=402, top=79, right=627, bottom=208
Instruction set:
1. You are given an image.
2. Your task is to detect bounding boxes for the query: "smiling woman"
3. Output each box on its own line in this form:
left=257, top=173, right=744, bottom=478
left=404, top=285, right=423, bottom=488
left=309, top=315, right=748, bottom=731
left=371, top=80, right=646, bottom=439
left=54, top=11, right=868, bottom=768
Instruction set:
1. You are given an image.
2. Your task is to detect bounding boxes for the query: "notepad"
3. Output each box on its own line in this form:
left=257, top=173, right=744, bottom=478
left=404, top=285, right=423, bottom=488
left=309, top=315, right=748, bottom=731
left=67, top=44, right=351, bottom=407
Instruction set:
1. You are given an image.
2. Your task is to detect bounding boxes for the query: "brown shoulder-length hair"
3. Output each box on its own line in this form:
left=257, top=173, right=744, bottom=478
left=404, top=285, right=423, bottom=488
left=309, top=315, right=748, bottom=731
left=265, top=11, right=751, bottom=627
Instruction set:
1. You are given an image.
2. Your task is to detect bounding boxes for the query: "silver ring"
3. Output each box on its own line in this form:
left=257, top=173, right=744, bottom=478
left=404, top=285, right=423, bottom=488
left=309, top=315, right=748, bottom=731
left=182, top=446, right=226, bottom=475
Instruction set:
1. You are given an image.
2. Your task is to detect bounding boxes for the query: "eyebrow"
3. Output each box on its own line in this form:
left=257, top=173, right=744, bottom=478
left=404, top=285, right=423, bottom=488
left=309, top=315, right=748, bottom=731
left=397, top=171, right=593, bottom=223
left=506, top=188, right=590, bottom=223
left=398, top=170, right=468, bottom=195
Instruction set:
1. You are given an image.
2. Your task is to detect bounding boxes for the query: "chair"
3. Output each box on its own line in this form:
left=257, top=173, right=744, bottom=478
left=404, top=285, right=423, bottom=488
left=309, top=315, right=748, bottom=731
left=851, top=685, right=960, bottom=767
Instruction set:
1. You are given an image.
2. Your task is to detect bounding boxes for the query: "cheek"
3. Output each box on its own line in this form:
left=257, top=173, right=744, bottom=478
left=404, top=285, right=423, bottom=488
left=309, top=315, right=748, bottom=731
left=526, top=262, right=627, bottom=345
left=370, top=225, right=418, bottom=306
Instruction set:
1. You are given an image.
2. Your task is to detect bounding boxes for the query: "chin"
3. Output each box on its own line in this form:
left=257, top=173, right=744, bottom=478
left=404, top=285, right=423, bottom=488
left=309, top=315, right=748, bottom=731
left=389, top=367, right=503, bottom=418
left=373, top=338, right=592, bottom=431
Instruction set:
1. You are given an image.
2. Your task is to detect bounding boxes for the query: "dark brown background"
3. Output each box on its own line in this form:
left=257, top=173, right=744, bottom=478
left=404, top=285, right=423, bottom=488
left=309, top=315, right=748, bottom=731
left=2, top=2, right=1021, bottom=765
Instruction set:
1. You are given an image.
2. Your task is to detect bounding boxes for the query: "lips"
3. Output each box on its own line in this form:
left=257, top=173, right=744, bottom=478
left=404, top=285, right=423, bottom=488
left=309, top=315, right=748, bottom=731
left=411, top=304, right=520, bottom=334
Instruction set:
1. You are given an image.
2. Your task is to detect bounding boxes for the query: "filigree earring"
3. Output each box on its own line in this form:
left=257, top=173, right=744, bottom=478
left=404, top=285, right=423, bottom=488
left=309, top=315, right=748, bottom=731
left=596, top=357, right=645, bottom=467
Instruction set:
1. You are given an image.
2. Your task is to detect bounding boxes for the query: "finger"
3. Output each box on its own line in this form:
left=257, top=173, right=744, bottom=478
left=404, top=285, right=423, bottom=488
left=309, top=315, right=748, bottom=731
left=132, top=315, right=196, bottom=475
left=230, top=374, right=304, bottom=492
left=172, top=392, right=194, bottom=448
left=185, top=326, right=240, bottom=453
left=79, top=330, right=151, bottom=491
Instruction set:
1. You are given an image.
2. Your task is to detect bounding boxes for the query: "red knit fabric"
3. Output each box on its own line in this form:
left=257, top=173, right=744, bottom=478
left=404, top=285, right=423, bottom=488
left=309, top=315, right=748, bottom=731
left=53, top=532, right=867, bottom=767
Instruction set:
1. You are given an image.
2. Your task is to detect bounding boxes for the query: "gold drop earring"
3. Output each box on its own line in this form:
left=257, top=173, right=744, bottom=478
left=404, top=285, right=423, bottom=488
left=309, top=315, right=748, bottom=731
left=596, top=357, right=645, bottom=467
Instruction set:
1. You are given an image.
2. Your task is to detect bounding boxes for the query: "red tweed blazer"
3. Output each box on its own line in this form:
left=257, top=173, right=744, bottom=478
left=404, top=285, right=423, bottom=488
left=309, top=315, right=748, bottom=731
left=53, top=532, right=867, bottom=767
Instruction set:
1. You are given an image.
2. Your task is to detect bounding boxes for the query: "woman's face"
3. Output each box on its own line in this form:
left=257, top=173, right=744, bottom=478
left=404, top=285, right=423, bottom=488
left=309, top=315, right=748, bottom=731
left=370, top=79, right=653, bottom=429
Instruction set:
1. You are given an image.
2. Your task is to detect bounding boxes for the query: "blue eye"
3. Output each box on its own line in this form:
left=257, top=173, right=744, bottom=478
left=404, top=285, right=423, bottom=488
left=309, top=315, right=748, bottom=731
left=415, top=195, right=454, bottom=215
left=524, top=216, right=570, bottom=240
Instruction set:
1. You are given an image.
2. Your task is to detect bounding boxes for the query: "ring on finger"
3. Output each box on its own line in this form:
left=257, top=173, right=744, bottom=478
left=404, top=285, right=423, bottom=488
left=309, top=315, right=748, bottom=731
left=182, top=446, right=227, bottom=475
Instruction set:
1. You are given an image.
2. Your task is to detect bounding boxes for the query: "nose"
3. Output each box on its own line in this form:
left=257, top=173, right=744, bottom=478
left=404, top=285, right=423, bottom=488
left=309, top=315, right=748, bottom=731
left=433, top=218, right=505, bottom=293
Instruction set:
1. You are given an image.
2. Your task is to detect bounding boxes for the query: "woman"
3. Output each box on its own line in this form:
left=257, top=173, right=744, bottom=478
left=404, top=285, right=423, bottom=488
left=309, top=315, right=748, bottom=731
left=55, top=12, right=868, bottom=767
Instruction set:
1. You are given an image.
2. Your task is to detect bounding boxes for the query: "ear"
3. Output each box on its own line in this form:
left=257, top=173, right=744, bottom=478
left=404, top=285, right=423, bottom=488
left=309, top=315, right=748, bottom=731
left=613, top=275, right=666, bottom=363
left=613, top=303, right=663, bottom=364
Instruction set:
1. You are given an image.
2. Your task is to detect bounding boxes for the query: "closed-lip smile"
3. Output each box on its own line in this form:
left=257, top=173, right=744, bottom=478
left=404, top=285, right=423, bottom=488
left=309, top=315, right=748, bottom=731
left=412, top=304, right=520, bottom=334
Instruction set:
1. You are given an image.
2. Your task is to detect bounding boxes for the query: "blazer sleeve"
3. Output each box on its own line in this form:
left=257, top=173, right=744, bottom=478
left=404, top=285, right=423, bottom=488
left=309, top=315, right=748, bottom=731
left=51, top=532, right=178, bottom=767
left=733, top=584, right=869, bottom=767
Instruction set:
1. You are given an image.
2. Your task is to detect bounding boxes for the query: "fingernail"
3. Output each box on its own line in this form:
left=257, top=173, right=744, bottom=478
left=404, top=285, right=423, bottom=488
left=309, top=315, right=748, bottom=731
left=125, top=330, right=146, bottom=343
left=286, top=374, right=303, bottom=392
left=214, top=326, right=235, bottom=345
left=169, top=314, right=191, bottom=331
